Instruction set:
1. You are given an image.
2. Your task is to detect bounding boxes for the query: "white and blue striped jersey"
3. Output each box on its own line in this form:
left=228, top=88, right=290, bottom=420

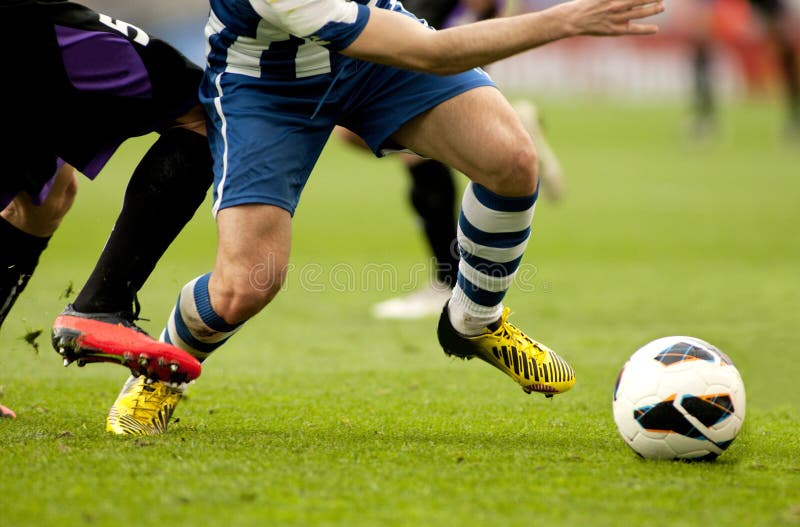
left=198, top=0, right=494, bottom=215
left=206, top=0, right=402, bottom=79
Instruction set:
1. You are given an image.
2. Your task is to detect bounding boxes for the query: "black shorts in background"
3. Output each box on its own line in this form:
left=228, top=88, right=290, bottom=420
left=1, top=0, right=203, bottom=205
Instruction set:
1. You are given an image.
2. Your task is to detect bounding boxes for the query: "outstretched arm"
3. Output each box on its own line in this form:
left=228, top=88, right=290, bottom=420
left=341, top=0, right=663, bottom=75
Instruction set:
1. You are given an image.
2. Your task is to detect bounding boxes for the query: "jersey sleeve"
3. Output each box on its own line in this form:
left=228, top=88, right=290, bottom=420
left=251, top=0, right=371, bottom=51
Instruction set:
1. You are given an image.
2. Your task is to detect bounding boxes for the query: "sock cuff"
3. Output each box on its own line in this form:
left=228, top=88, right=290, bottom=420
left=0, top=216, right=51, bottom=250
left=470, top=182, right=538, bottom=212
left=164, top=273, right=243, bottom=359
left=192, top=273, right=242, bottom=333
left=448, top=286, right=504, bottom=334
left=0, top=216, right=51, bottom=268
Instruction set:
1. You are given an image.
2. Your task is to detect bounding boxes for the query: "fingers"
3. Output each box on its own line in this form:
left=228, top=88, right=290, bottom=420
left=624, top=22, right=660, bottom=35
left=627, top=2, right=664, bottom=20
left=611, top=0, right=663, bottom=12
left=611, top=0, right=664, bottom=35
left=577, top=0, right=664, bottom=37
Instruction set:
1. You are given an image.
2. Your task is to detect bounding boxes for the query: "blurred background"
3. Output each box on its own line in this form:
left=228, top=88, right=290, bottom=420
left=78, top=0, right=800, bottom=103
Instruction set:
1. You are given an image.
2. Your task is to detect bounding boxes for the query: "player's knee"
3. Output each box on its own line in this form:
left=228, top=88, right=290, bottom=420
left=53, top=169, right=79, bottom=218
left=513, top=143, right=539, bottom=193
left=1, top=167, right=78, bottom=237
left=38, top=167, right=78, bottom=234
left=213, top=267, right=287, bottom=324
left=488, top=141, right=539, bottom=197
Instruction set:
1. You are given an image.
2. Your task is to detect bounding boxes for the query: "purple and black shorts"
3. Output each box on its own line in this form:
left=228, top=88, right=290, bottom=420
left=0, top=0, right=202, bottom=209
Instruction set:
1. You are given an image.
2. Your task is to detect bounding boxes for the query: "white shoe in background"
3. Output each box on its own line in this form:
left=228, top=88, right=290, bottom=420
left=371, top=281, right=452, bottom=320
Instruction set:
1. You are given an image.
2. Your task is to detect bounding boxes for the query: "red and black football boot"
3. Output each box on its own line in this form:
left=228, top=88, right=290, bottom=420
left=52, top=305, right=201, bottom=385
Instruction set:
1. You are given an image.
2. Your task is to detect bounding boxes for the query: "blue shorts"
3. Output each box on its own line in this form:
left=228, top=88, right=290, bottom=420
left=202, top=60, right=495, bottom=216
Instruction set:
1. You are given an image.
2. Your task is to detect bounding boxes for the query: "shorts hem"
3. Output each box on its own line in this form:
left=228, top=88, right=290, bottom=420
left=368, top=79, right=497, bottom=157
left=214, top=196, right=297, bottom=217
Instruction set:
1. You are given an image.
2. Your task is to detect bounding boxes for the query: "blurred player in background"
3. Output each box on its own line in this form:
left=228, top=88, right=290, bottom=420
left=61, top=0, right=662, bottom=436
left=686, top=0, right=799, bottom=139
left=337, top=0, right=565, bottom=320
left=0, top=0, right=212, bottom=417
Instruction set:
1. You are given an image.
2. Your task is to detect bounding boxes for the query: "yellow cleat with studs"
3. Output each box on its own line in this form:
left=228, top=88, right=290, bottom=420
left=106, top=375, right=184, bottom=435
left=438, top=305, right=575, bottom=396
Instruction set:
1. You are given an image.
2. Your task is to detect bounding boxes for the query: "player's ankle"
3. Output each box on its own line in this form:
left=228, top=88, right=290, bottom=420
left=446, top=289, right=503, bottom=336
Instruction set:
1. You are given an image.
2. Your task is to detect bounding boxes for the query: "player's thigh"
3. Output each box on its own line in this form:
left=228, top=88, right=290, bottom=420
left=390, top=86, right=535, bottom=185
left=211, top=203, right=292, bottom=321
left=339, top=63, right=532, bottom=187
left=214, top=204, right=292, bottom=279
left=171, top=104, right=208, bottom=136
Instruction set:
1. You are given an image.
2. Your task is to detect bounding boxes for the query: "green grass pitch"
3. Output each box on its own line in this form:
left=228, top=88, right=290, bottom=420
left=1, top=100, right=798, bottom=526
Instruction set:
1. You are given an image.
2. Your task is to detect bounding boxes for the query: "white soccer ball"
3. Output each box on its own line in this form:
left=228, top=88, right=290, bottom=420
left=612, top=336, right=746, bottom=460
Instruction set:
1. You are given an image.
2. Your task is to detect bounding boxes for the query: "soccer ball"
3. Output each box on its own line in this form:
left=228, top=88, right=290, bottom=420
left=612, top=336, right=746, bottom=460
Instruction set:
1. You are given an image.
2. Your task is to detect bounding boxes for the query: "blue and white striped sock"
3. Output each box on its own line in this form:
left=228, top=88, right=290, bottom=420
left=161, top=273, right=242, bottom=361
left=448, top=182, right=537, bottom=335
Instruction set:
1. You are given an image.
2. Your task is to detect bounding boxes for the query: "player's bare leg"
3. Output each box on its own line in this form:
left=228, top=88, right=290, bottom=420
left=0, top=163, right=77, bottom=329
left=392, top=87, right=575, bottom=395
left=1, top=167, right=74, bottom=417
left=107, top=204, right=290, bottom=434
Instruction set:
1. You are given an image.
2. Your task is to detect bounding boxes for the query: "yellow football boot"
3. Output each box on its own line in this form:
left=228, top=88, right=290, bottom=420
left=438, top=305, right=575, bottom=396
left=106, top=375, right=184, bottom=435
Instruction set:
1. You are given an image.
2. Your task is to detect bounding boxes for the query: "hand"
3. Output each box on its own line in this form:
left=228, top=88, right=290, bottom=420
left=562, top=0, right=665, bottom=36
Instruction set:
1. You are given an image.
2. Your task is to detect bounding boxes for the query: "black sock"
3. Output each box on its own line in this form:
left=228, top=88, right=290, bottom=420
left=693, top=42, right=715, bottom=120
left=408, top=159, right=459, bottom=287
left=72, top=128, right=212, bottom=315
left=0, top=216, right=50, bottom=329
left=778, top=43, right=800, bottom=123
